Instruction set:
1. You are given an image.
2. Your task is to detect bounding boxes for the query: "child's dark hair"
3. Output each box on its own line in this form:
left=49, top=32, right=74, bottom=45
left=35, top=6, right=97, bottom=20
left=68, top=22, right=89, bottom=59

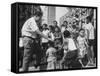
left=79, top=29, right=85, bottom=32
left=48, top=41, right=54, bottom=47
left=63, top=21, right=68, bottom=24
left=63, top=30, right=70, bottom=38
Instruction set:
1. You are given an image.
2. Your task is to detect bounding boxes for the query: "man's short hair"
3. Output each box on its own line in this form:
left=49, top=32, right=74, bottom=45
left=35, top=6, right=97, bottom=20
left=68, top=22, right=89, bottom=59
left=34, top=11, right=43, bottom=17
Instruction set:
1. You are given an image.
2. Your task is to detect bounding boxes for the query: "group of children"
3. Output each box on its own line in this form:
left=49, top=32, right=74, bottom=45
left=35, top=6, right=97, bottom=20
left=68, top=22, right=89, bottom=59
left=40, top=20, right=92, bottom=70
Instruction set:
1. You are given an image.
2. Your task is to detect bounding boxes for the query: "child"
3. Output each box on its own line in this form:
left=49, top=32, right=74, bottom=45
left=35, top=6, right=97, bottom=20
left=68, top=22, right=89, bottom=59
left=61, top=21, right=68, bottom=33
left=46, top=41, right=57, bottom=70
left=61, top=30, right=81, bottom=69
left=71, top=25, right=79, bottom=40
left=54, top=27, right=63, bottom=48
left=77, top=29, right=88, bottom=67
left=41, top=24, right=50, bottom=51
left=48, top=25, right=55, bottom=41
left=41, top=24, right=50, bottom=66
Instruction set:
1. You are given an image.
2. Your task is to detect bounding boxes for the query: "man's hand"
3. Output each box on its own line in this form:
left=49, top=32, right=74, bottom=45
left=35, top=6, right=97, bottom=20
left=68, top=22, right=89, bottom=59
left=48, top=38, right=54, bottom=42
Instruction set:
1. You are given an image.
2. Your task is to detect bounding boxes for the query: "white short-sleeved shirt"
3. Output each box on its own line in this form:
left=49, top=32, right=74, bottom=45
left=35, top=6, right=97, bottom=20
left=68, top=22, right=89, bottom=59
left=42, top=29, right=50, bottom=43
left=21, top=17, right=39, bottom=38
left=61, top=26, right=66, bottom=33
left=63, top=38, right=77, bottom=51
left=82, top=23, right=94, bottom=39
left=49, top=32, right=55, bottom=41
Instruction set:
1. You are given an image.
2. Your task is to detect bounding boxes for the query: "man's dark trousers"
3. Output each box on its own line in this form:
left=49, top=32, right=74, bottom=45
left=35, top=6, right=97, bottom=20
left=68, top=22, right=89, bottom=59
left=22, top=37, right=41, bottom=71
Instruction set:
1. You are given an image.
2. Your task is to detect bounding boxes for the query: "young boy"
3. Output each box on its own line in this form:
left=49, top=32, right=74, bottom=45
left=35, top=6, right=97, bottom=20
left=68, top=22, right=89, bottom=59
left=46, top=42, right=57, bottom=70
left=77, top=29, right=88, bottom=67
left=61, top=30, right=81, bottom=69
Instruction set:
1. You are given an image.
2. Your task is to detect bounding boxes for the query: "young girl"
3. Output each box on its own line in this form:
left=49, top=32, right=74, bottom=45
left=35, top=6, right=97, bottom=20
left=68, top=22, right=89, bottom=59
left=61, top=30, right=80, bottom=69
left=77, top=29, right=88, bottom=67
left=46, top=42, right=57, bottom=70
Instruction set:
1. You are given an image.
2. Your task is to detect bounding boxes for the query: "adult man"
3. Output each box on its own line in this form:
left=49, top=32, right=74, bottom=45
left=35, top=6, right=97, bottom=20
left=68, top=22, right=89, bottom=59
left=21, top=11, right=52, bottom=71
left=82, top=16, right=95, bottom=65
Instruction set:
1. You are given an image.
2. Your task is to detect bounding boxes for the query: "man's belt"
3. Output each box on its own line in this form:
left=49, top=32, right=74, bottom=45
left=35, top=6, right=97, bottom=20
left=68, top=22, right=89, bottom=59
left=22, top=36, right=40, bottom=43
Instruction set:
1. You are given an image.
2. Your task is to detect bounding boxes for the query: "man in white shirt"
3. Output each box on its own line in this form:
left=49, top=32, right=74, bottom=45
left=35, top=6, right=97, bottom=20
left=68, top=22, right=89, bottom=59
left=21, top=11, right=52, bottom=71
left=82, top=16, right=95, bottom=64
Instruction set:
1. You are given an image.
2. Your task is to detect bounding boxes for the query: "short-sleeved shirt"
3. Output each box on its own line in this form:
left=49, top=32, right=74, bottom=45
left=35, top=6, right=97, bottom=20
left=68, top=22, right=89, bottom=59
left=77, top=36, right=86, bottom=51
left=41, top=29, right=50, bottom=43
left=63, top=38, right=77, bottom=51
left=82, top=23, right=94, bottom=39
left=21, top=17, right=39, bottom=38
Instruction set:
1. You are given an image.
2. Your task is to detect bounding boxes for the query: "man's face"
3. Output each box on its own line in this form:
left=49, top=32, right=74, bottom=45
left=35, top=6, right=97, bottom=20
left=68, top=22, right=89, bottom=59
left=35, top=16, right=40, bottom=21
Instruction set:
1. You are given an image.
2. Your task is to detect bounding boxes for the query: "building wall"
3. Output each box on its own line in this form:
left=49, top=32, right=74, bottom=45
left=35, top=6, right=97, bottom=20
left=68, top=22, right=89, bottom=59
left=47, top=6, right=56, bottom=25
left=56, top=7, right=69, bottom=26
left=41, top=6, right=70, bottom=26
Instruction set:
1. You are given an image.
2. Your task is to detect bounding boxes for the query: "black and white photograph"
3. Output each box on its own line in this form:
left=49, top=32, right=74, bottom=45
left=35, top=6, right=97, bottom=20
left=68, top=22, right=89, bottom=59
left=11, top=2, right=97, bottom=73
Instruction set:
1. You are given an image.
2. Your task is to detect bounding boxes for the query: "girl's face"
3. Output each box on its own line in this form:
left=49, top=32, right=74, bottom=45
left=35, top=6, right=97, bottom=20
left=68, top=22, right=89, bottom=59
left=79, top=30, right=85, bottom=37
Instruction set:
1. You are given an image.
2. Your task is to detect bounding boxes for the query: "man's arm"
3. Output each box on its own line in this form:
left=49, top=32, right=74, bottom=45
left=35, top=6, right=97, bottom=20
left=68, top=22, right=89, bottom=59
left=30, top=20, right=52, bottom=41
left=36, top=29, right=51, bottom=41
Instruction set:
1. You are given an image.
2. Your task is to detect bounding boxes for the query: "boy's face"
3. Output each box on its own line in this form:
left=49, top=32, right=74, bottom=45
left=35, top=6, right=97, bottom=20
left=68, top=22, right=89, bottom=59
left=79, top=30, right=85, bottom=37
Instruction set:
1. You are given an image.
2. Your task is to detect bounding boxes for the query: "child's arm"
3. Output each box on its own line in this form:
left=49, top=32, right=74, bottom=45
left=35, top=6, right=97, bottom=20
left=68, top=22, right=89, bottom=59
left=46, top=50, right=49, bottom=58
